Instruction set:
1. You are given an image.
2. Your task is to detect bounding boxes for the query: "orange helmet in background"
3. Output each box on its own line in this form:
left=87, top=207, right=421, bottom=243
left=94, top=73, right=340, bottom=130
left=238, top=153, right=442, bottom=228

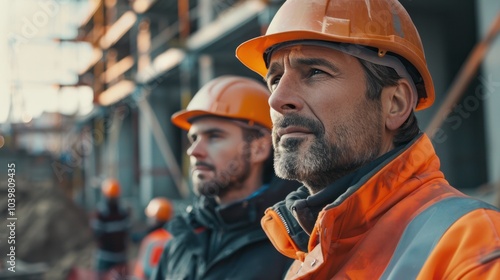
left=171, top=75, right=272, bottom=130
left=101, top=178, right=121, bottom=198
left=236, top=0, right=434, bottom=111
left=145, top=197, right=174, bottom=222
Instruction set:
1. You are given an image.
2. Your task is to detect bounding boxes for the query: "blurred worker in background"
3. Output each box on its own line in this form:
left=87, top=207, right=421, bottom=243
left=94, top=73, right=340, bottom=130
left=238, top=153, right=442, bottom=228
left=235, top=0, right=500, bottom=279
left=151, top=75, right=299, bottom=279
left=133, top=197, right=174, bottom=280
left=90, top=178, right=130, bottom=279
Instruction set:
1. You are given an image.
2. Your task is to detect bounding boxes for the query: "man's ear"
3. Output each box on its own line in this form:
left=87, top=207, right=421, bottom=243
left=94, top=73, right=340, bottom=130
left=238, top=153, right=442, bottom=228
left=250, top=134, right=272, bottom=164
left=383, top=78, right=416, bottom=131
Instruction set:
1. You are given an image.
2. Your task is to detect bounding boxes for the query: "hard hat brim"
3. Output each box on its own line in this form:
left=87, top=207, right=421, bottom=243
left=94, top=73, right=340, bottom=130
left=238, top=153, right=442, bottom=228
left=171, top=109, right=214, bottom=131
left=171, top=109, right=267, bottom=131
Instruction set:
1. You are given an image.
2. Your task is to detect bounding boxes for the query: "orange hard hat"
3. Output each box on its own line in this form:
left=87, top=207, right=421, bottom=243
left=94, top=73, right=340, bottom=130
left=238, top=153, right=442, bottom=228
left=236, top=0, right=434, bottom=111
left=101, top=178, right=121, bottom=198
left=145, top=197, right=173, bottom=222
left=171, top=75, right=272, bottom=130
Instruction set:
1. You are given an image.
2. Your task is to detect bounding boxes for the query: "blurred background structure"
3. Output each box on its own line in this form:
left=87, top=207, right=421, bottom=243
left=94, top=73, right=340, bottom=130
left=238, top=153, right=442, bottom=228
left=0, top=0, right=499, bottom=279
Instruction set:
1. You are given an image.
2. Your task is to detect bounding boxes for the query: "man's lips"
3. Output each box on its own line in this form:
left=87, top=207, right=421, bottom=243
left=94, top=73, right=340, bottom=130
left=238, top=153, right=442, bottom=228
left=276, top=126, right=312, bottom=140
left=192, top=162, right=214, bottom=172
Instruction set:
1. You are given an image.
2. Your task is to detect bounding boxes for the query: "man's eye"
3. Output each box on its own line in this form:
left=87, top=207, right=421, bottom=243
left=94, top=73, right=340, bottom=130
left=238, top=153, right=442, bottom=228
left=268, top=76, right=281, bottom=91
left=310, top=69, right=324, bottom=76
left=209, top=134, right=222, bottom=140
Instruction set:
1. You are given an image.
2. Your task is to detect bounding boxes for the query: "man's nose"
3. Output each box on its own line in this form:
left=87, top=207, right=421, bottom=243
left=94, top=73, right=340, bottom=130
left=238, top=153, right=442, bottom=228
left=187, top=140, right=206, bottom=159
left=268, top=72, right=304, bottom=114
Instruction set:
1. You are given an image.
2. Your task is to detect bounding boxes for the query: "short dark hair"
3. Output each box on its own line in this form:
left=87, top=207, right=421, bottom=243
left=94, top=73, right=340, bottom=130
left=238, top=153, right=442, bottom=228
left=240, top=125, right=274, bottom=184
left=241, top=125, right=266, bottom=143
left=358, top=59, right=421, bottom=146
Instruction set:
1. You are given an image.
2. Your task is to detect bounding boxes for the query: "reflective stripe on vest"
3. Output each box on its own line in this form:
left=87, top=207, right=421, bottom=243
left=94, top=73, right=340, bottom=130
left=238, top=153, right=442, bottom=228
left=381, top=196, right=499, bottom=279
left=91, top=218, right=130, bottom=233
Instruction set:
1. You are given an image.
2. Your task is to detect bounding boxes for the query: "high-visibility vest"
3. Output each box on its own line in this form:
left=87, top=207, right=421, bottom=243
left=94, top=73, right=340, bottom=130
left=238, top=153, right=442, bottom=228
left=133, top=228, right=172, bottom=280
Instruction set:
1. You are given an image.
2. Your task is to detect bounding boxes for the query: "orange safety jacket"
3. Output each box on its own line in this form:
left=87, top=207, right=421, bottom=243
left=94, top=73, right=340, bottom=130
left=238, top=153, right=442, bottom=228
left=133, top=228, right=172, bottom=280
left=262, top=134, right=500, bottom=279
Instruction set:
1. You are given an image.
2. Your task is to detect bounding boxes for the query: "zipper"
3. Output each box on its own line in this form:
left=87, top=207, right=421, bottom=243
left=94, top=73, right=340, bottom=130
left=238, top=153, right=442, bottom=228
left=275, top=208, right=291, bottom=234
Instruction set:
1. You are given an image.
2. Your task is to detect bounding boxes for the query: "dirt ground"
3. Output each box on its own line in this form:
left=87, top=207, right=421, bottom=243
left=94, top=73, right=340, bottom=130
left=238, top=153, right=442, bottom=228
left=0, top=176, right=96, bottom=279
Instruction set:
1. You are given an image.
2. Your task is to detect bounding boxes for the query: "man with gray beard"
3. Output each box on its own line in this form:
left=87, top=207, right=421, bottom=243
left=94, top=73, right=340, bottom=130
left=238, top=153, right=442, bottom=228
left=151, top=75, right=298, bottom=280
left=235, top=0, right=500, bottom=279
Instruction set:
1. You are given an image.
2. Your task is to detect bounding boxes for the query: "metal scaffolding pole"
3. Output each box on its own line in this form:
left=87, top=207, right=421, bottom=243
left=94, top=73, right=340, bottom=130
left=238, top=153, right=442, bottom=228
left=136, top=89, right=190, bottom=198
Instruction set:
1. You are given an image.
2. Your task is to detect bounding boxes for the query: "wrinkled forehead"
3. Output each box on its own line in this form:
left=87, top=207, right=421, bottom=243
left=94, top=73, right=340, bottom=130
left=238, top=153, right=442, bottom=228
left=266, top=43, right=356, bottom=66
left=265, top=43, right=361, bottom=82
left=265, top=41, right=344, bottom=66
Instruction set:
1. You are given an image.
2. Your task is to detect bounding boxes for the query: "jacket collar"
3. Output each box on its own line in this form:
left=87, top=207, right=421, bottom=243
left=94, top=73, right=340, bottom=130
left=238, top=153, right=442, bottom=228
left=290, top=133, right=422, bottom=234
left=194, top=178, right=300, bottom=231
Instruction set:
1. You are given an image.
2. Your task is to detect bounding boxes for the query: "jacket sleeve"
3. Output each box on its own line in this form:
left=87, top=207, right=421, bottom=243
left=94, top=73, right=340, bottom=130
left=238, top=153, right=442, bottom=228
left=419, top=208, right=500, bottom=279
left=463, top=261, right=500, bottom=279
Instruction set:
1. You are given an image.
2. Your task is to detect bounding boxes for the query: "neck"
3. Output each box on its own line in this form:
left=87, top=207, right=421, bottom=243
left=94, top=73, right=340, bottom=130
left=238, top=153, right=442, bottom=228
left=216, top=166, right=263, bottom=205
